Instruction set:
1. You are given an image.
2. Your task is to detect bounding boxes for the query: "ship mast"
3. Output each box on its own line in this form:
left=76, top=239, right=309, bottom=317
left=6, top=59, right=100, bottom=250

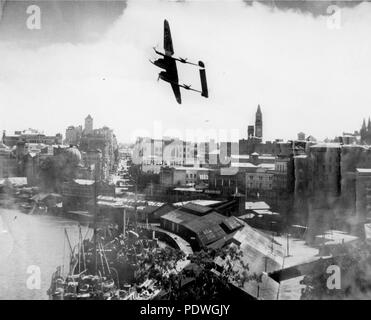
left=93, top=159, right=99, bottom=276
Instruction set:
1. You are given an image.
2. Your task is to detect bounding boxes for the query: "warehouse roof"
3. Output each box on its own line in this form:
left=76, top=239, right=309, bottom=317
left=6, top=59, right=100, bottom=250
left=161, top=209, right=238, bottom=247
left=181, top=202, right=213, bottom=215
left=310, top=143, right=341, bottom=149
left=245, top=201, right=270, bottom=211
left=173, top=199, right=224, bottom=207
left=221, top=216, right=244, bottom=232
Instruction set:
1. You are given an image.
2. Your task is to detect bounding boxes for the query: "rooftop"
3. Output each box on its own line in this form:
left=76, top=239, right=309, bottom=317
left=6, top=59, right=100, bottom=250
left=231, top=154, right=250, bottom=159
left=258, top=163, right=275, bottom=170
left=314, top=230, right=358, bottom=247
left=173, top=187, right=203, bottom=193
left=245, top=201, right=270, bottom=211
left=231, top=226, right=285, bottom=273
left=173, top=199, right=223, bottom=207
left=231, top=162, right=257, bottom=168
left=0, top=177, right=28, bottom=186
left=173, top=166, right=211, bottom=171
left=278, top=276, right=305, bottom=300
left=221, top=216, right=244, bottom=232
left=356, top=168, right=371, bottom=174
left=294, top=155, right=307, bottom=159
left=161, top=209, right=235, bottom=246
left=252, top=209, right=279, bottom=216
left=181, top=202, right=213, bottom=215
left=310, top=143, right=341, bottom=149
left=74, top=179, right=95, bottom=185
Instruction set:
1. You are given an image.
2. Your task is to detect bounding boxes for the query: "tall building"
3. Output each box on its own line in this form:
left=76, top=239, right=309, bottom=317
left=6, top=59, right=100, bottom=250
left=247, top=125, right=254, bottom=140
left=84, top=114, right=93, bottom=135
left=65, top=125, right=82, bottom=146
left=309, top=143, right=341, bottom=199
left=255, top=104, right=263, bottom=139
left=355, top=168, right=371, bottom=227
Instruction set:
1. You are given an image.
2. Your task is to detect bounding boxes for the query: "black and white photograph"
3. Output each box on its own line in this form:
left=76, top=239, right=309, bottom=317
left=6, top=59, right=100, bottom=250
left=1, top=0, right=371, bottom=306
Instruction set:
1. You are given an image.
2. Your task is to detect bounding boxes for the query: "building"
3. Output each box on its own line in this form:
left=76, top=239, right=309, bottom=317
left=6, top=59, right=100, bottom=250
left=62, top=178, right=115, bottom=212
left=160, top=166, right=210, bottom=187
left=133, top=136, right=222, bottom=172
left=65, top=125, right=82, bottom=145
left=297, top=132, right=306, bottom=141
left=160, top=203, right=244, bottom=250
left=355, top=168, right=371, bottom=232
left=79, top=122, right=118, bottom=180
left=82, top=149, right=102, bottom=171
left=309, top=143, right=341, bottom=199
left=209, top=163, right=256, bottom=196
left=84, top=114, right=93, bottom=135
left=272, top=156, right=295, bottom=192
left=245, top=166, right=274, bottom=191
left=294, top=155, right=310, bottom=197
left=340, top=132, right=360, bottom=145
left=255, top=104, right=263, bottom=140
left=247, top=125, right=254, bottom=140
left=0, top=142, right=17, bottom=178
left=3, top=129, right=62, bottom=147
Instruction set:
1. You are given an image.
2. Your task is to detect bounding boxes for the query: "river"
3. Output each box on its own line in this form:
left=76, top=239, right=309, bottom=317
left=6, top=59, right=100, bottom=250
left=0, top=209, right=91, bottom=300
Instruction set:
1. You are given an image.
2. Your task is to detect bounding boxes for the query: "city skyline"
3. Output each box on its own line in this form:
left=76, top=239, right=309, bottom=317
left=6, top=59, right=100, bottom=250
left=2, top=1, right=371, bottom=143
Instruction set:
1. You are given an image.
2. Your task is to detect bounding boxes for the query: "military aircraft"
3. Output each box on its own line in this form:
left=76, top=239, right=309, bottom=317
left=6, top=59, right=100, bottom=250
left=150, top=19, right=208, bottom=104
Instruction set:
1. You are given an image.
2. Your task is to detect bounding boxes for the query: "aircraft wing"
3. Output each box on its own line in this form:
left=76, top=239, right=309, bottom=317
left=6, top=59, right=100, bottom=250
left=164, top=19, right=174, bottom=56
left=170, top=83, right=182, bottom=104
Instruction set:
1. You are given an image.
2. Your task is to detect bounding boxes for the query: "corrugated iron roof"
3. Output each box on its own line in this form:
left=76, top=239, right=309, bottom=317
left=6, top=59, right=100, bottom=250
left=222, top=216, right=243, bottom=231
left=161, top=210, right=228, bottom=246
left=181, top=202, right=213, bottom=215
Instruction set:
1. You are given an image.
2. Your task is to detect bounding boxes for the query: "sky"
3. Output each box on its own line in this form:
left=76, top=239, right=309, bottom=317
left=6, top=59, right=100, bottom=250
left=1, top=0, right=371, bottom=143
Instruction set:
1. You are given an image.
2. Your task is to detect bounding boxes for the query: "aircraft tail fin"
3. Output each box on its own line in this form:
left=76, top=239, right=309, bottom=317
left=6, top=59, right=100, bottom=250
left=199, top=63, right=208, bottom=98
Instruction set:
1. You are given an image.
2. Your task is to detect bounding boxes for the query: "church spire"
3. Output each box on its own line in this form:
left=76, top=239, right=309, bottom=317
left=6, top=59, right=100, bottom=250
left=257, top=104, right=261, bottom=114
left=255, top=104, right=263, bottom=139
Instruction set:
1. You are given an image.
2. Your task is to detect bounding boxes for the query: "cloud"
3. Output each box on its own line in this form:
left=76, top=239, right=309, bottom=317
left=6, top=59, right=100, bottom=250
left=0, top=0, right=127, bottom=46
left=244, top=0, right=365, bottom=16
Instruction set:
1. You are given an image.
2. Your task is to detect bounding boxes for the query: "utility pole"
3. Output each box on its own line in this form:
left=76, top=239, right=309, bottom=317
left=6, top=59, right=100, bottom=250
left=93, top=166, right=98, bottom=276
left=93, top=157, right=101, bottom=276
left=123, top=209, right=126, bottom=239
left=134, top=177, right=138, bottom=231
